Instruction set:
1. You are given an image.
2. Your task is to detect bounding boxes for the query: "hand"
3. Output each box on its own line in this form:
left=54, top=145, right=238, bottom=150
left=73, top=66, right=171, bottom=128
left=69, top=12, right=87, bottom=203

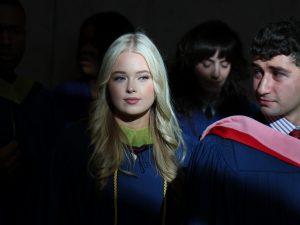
left=0, top=141, right=21, bottom=176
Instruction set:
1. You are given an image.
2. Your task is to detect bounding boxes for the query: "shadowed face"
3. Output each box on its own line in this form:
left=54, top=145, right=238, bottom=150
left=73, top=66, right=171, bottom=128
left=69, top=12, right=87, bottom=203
left=194, top=50, right=231, bottom=95
left=78, top=24, right=101, bottom=79
left=0, top=4, right=26, bottom=72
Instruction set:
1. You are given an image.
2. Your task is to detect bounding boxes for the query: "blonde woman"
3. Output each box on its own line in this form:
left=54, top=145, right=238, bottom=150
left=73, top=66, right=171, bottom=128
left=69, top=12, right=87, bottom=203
left=50, top=32, right=195, bottom=225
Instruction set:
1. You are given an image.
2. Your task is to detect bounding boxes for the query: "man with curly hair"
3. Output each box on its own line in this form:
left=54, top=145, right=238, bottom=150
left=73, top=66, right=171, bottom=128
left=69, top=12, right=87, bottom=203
left=184, top=18, right=300, bottom=225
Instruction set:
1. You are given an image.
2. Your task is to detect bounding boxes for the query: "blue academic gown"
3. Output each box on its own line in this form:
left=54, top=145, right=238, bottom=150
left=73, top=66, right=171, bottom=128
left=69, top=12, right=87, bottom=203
left=48, top=120, right=197, bottom=225
left=53, top=79, right=92, bottom=129
left=177, top=109, right=223, bottom=140
left=177, top=104, right=259, bottom=140
left=184, top=134, right=300, bottom=225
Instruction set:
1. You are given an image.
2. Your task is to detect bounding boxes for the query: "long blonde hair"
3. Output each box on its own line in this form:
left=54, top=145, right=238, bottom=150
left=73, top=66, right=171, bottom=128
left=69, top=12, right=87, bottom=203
left=89, top=32, right=185, bottom=190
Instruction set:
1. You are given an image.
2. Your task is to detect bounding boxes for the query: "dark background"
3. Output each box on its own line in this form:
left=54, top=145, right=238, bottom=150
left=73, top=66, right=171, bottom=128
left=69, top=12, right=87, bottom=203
left=17, top=0, right=300, bottom=89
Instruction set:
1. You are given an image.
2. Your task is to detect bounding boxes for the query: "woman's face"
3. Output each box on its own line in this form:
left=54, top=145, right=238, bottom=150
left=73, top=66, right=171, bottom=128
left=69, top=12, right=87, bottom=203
left=194, top=50, right=231, bottom=95
left=108, top=51, right=155, bottom=128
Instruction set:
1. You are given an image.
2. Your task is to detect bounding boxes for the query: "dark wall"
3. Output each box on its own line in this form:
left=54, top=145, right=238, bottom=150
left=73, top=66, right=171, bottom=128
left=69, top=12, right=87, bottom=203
left=18, top=0, right=300, bottom=89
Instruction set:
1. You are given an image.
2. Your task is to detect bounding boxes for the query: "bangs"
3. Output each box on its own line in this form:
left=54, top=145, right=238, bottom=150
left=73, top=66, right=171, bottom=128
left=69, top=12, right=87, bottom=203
left=191, top=41, right=234, bottom=63
left=218, top=42, right=235, bottom=62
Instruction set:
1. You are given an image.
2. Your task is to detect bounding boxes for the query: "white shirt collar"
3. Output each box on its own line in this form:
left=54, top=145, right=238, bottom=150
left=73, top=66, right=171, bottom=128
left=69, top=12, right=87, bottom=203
left=265, top=115, right=296, bottom=135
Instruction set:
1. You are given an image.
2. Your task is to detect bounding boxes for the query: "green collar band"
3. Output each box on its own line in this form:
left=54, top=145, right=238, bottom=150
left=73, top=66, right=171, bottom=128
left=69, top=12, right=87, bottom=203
left=121, top=126, right=153, bottom=147
left=0, top=76, right=34, bottom=104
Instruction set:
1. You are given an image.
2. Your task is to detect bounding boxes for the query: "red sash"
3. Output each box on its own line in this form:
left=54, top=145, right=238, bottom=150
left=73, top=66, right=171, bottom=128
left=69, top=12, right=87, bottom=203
left=201, top=116, right=300, bottom=168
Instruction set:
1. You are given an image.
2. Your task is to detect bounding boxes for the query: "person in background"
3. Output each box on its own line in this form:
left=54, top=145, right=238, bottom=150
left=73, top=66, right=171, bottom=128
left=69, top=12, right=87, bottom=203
left=169, top=20, right=258, bottom=140
left=54, top=11, right=134, bottom=128
left=184, top=18, right=300, bottom=225
left=0, top=0, right=57, bottom=224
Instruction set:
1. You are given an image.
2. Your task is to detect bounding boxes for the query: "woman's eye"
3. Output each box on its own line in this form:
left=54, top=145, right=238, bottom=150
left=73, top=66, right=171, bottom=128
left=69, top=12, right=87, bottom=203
left=139, top=75, right=150, bottom=80
left=112, top=76, right=126, bottom=81
left=221, top=61, right=230, bottom=68
left=201, top=61, right=211, bottom=68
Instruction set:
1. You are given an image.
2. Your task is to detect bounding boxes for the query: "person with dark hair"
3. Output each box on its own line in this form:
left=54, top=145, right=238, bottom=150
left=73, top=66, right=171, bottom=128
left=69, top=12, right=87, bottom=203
left=184, top=18, right=300, bottom=225
left=54, top=11, right=135, bottom=129
left=0, top=0, right=57, bottom=224
left=169, top=20, right=257, bottom=139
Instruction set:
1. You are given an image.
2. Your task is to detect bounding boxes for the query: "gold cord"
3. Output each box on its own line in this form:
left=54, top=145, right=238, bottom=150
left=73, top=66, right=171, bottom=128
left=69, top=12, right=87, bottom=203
left=162, top=179, right=167, bottom=225
left=113, top=170, right=118, bottom=225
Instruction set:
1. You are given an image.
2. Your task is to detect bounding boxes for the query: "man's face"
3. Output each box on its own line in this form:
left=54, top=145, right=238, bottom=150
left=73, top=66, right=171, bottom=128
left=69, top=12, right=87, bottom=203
left=0, top=4, right=26, bottom=71
left=252, top=54, right=300, bottom=124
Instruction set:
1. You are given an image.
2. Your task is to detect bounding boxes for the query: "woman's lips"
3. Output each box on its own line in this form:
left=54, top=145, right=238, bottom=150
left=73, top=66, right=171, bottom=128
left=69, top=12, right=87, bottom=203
left=125, top=98, right=140, bottom=105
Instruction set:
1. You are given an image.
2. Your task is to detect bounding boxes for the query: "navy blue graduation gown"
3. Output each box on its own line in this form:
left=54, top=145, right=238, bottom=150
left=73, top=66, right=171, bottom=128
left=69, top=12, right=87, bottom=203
left=48, top=120, right=197, bottom=225
left=184, top=134, right=300, bottom=225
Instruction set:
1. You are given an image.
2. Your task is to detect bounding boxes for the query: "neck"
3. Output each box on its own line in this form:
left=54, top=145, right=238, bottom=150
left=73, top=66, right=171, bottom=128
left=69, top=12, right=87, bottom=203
left=89, top=79, right=98, bottom=99
left=0, top=70, right=17, bottom=83
left=115, top=112, right=150, bottom=130
left=197, top=90, right=220, bottom=106
left=116, top=119, right=148, bottom=130
left=286, top=114, right=300, bottom=127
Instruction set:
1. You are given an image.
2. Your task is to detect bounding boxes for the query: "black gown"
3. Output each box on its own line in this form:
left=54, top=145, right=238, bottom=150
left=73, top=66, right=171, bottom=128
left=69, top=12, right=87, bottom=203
left=0, top=79, right=58, bottom=225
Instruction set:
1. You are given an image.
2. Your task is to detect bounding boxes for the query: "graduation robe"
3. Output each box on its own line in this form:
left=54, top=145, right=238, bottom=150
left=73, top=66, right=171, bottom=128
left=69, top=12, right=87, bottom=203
left=184, top=116, right=300, bottom=225
left=48, top=120, right=197, bottom=225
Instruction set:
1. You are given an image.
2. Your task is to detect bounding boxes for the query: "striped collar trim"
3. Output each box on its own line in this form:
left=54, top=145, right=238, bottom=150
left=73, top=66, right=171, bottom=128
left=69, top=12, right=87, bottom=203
left=265, top=116, right=295, bottom=135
